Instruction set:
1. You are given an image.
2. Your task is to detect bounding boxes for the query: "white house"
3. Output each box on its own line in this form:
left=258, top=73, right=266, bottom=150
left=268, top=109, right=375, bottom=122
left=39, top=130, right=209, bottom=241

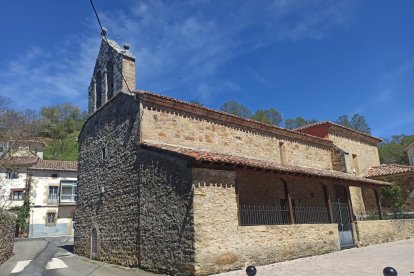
left=0, top=141, right=77, bottom=237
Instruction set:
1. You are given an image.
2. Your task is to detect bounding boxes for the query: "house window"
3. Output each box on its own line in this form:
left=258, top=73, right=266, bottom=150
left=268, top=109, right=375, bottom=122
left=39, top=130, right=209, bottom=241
left=11, top=190, right=24, bottom=200
left=48, top=186, right=59, bottom=204
left=6, top=169, right=18, bottom=179
left=60, top=181, right=77, bottom=203
left=46, top=212, right=57, bottom=226
left=51, top=173, right=58, bottom=178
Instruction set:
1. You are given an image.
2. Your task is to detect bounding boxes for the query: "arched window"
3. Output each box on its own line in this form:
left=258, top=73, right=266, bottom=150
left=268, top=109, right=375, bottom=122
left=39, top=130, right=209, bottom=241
left=91, top=228, right=97, bottom=260
left=96, top=72, right=102, bottom=109
left=106, top=61, right=114, bottom=100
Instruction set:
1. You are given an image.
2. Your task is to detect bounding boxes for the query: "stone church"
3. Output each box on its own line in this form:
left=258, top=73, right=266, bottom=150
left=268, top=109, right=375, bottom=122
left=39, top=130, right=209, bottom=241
left=74, top=35, right=414, bottom=275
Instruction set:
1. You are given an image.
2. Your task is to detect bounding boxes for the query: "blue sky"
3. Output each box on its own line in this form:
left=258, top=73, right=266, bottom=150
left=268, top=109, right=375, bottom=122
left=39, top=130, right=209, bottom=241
left=0, top=0, right=413, bottom=138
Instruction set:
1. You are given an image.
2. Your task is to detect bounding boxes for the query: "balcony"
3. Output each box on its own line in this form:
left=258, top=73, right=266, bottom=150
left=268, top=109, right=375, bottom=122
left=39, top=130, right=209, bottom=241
left=48, top=194, right=58, bottom=205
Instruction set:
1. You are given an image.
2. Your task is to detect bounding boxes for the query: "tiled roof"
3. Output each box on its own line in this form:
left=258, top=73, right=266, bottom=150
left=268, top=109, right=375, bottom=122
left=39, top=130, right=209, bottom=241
left=1, top=156, right=39, bottom=167
left=135, top=90, right=334, bottom=147
left=140, top=140, right=390, bottom=187
left=294, top=121, right=382, bottom=144
left=29, top=159, right=78, bottom=171
left=362, top=164, right=414, bottom=178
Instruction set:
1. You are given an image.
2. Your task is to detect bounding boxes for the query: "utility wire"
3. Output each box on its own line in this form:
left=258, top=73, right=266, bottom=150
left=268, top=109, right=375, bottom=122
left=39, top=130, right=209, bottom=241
left=89, top=0, right=134, bottom=95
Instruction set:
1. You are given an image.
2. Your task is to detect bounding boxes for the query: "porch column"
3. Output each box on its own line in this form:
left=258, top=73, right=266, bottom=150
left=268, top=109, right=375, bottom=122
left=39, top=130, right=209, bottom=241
left=346, top=186, right=354, bottom=222
left=322, top=184, right=334, bottom=223
left=374, top=188, right=384, bottom=220
left=281, top=177, right=295, bottom=224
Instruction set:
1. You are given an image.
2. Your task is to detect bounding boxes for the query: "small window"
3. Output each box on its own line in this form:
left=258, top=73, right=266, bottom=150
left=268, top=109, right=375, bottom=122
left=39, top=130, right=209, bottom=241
left=12, top=190, right=24, bottom=200
left=46, top=212, right=57, bottom=226
left=101, top=147, right=106, bottom=159
left=6, top=169, right=18, bottom=179
left=51, top=173, right=58, bottom=178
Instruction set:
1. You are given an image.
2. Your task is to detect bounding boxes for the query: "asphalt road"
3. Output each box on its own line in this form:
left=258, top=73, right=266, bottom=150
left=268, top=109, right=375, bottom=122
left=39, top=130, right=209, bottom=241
left=0, top=237, right=159, bottom=276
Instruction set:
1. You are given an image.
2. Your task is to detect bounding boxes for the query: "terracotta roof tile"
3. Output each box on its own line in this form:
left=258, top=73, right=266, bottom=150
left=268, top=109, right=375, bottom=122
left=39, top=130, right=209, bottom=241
left=1, top=156, right=39, bottom=167
left=294, top=121, right=382, bottom=144
left=30, top=159, right=78, bottom=171
left=362, top=164, right=414, bottom=178
left=140, top=141, right=390, bottom=187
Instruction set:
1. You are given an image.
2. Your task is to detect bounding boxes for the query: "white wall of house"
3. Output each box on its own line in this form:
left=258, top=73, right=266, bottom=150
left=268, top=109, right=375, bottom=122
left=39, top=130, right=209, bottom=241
left=0, top=169, right=27, bottom=209
left=30, top=169, right=77, bottom=237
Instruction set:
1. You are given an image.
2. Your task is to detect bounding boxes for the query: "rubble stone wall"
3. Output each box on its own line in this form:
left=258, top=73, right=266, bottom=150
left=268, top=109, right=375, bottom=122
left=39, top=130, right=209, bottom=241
left=192, top=168, right=340, bottom=275
left=141, top=105, right=333, bottom=171
left=0, top=212, right=15, bottom=266
left=75, top=93, right=141, bottom=266
left=355, top=219, right=414, bottom=246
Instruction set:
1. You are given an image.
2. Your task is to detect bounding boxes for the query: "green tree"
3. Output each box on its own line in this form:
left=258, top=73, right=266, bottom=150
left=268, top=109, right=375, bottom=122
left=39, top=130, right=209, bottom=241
left=335, top=114, right=371, bottom=134
left=220, top=100, right=252, bottom=118
left=284, top=117, right=318, bottom=129
left=378, top=135, right=414, bottom=165
left=251, top=108, right=282, bottom=126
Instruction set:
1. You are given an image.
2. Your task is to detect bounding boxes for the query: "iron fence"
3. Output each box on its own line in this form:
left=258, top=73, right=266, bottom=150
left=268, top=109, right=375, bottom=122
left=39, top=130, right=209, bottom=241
left=240, top=204, right=330, bottom=226
left=240, top=205, right=289, bottom=226
left=293, top=205, right=330, bottom=224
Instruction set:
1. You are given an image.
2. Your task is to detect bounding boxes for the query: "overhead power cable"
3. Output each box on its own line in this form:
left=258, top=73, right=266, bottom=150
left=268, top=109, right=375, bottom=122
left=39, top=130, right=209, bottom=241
left=89, top=0, right=134, bottom=95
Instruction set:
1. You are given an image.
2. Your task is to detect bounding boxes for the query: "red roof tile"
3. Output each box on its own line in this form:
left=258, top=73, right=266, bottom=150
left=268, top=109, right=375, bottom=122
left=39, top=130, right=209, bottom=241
left=294, top=121, right=382, bottom=144
left=362, top=164, right=414, bottom=178
left=140, top=141, right=390, bottom=187
left=30, top=159, right=78, bottom=171
left=1, top=156, right=39, bottom=167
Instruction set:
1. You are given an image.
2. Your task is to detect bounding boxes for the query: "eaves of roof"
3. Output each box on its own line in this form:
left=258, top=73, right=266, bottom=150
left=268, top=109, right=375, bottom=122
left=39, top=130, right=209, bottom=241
left=140, top=140, right=390, bottom=188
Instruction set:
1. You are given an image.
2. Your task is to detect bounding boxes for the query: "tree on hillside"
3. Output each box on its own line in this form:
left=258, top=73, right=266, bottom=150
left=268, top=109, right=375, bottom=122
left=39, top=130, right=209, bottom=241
left=40, top=103, right=85, bottom=161
left=378, top=135, right=414, bottom=165
left=220, top=100, right=252, bottom=118
left=284, top=117, right=318, bottom=130
left=251, top=108, right=283, bottom=126
left=335, top=114, right=371, bottom=135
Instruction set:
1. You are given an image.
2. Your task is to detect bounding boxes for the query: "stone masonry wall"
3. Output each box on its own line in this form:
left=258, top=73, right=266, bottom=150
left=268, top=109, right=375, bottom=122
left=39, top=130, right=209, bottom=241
left=75, top=92, right=141, bottom=266
left=138, top=150, right=195, bottom=275
left=355, top=219, right=414, bottom=246
left=0, top=212, right=15, bottom=266
left=192, top=168, right=340, bottom=275
left=141, top=105, right=333, bottom=170
left=329, top=133, right=381, bottom=217
left=365, top=173, right=414, bottom=212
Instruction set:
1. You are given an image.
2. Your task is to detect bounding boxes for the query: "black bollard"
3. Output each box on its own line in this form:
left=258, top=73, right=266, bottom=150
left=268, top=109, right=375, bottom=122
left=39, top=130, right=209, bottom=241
left=246, top=265, right=257, bottom=276
left=383, top=267, right=397, bottom=276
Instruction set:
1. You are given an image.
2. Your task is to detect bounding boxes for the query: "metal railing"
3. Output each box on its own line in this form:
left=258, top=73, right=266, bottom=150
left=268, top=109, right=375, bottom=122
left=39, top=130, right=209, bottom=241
left=60, top=194, right=76, bottom=202
left=240, top=204, right=330, bottom=226
left=293, top=205, right=330, bottom=224
left=48, top=194, right=58, bottom=204
left=240, top=205, right=289, bottom=226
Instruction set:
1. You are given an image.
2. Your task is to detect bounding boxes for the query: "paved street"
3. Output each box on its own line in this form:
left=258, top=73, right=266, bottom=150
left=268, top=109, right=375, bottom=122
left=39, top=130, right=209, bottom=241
left=218, top=239, right=414, bottom=276
left=1, top=237, right=414, bottom=275
left=0, top=237, right=159, bottom=276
